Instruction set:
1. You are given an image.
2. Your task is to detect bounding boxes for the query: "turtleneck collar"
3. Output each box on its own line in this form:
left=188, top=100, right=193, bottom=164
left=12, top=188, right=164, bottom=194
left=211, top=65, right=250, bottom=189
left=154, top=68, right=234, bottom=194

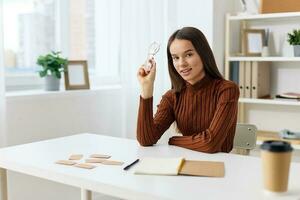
left=185, top=75, right=213, bottom=91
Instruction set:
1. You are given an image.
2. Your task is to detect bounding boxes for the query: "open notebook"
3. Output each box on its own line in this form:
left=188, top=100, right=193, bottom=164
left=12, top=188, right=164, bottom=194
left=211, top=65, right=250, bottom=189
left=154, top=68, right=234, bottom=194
left=134, top=157, right=225, bottom=177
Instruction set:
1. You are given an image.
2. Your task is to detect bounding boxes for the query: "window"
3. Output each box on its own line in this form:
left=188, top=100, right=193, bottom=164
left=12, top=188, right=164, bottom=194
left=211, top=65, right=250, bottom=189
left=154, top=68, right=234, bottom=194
left=3, top=0, right=58, bottom=73
left=3, top=0, right=60, bottom=91
left=3, top=0, right=120, bottom=91
left=68, top=0, right=121, bottom=85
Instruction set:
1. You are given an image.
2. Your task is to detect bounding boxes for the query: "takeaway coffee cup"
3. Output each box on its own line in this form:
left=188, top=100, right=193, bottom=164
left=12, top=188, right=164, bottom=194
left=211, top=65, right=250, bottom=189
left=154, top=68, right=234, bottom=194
left=261, top=140, right=293, bottom=193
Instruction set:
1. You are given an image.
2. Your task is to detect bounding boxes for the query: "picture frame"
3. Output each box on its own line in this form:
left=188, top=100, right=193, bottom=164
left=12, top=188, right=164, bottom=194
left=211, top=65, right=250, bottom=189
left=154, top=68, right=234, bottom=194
left=243, top=29, right=265, bottom=56
left=64, top=60, right=90, bottom=90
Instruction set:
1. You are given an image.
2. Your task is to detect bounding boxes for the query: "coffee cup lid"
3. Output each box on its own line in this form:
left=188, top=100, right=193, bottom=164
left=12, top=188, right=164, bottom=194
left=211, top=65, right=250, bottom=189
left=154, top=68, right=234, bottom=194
left=261, top=140, right=293, bottom=152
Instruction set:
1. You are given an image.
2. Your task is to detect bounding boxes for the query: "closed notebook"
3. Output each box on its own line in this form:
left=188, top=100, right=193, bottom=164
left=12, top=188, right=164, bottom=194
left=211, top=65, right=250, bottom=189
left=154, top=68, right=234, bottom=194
left=134, top=157, right=224, bottom=177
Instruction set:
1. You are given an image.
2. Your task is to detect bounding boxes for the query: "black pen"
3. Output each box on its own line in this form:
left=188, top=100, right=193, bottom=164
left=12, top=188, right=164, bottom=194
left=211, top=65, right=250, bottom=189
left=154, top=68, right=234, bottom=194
left=123, top=159, right=139, bottom=171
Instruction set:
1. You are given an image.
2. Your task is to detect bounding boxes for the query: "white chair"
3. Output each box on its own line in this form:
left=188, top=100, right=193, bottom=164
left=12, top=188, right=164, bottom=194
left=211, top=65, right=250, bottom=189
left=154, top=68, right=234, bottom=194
left=232, top=123, right=257, bottom=155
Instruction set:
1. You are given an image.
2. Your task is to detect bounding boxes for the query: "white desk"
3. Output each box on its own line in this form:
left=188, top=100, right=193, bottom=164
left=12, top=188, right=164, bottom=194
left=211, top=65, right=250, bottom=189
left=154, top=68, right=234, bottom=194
left=0, top=133, right=300, bottom=200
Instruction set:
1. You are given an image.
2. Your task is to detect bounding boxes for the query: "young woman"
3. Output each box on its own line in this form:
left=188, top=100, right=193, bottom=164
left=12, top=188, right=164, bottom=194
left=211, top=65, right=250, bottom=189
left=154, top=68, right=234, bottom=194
left=136, top=27, right=239, bottom=153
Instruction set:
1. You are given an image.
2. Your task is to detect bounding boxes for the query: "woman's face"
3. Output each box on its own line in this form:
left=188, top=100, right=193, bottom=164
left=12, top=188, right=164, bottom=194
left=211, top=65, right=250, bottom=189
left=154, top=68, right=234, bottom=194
left=170, top=39, right=205, bottom=85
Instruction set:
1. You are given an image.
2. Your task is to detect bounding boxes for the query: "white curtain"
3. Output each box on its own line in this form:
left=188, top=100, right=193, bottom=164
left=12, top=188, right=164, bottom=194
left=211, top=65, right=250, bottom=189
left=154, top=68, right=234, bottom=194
left=94, top=0, right=121, bottom=79
left=119, top=0, right=178, bottom=138
left=94, top=0, right=179, bottom=138
left=0, top=0, right=7, bottom=147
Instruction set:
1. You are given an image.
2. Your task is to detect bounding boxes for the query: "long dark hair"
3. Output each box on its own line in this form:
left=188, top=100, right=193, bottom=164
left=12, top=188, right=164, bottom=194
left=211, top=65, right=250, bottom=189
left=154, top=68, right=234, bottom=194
left=167, top=27, right=223, bottom=92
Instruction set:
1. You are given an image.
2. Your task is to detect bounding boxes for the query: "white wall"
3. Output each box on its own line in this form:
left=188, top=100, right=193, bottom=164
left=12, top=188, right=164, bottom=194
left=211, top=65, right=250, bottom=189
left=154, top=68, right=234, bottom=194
left=6, top=87, right=123, bottom=146
left=176, top=0, right=213, bottom=44
left=212, top=0, right=237, bottom=74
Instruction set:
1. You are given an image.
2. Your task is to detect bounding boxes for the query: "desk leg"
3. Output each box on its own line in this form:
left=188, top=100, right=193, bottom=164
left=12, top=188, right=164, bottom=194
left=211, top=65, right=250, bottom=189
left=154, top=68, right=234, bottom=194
left=0, top=168, right=8, bottom=200
left=81, top=188, right=91, bottom=200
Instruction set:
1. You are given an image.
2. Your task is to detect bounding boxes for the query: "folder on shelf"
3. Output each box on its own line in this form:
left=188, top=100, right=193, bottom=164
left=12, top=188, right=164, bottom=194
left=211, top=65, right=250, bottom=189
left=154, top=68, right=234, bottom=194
left=229, top=61, right=239, bottom=85
left=251, top=61, right=270, bottom=99
left=134, top=157, right=225, bottom=177
left=244, top=61, right=252, bottom=98
left=238, top=61, right=245, bottom=98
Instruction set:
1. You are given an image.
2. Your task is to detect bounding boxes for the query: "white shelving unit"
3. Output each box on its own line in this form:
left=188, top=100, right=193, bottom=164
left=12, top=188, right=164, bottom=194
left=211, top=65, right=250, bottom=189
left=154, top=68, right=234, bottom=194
left=225, top=12, right=300, bottom=108
left=239, top=98, right=300, bottom=106
left=225, top=12, right=300, bottom=133
left=229, top=56, right=300, bottom=62
left=228, top=12, right=300, bottom=21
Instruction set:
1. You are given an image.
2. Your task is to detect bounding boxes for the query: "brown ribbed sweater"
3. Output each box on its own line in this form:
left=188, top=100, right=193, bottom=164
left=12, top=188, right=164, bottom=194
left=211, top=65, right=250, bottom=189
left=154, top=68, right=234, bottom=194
left=137, top=75, right=240, bottom=153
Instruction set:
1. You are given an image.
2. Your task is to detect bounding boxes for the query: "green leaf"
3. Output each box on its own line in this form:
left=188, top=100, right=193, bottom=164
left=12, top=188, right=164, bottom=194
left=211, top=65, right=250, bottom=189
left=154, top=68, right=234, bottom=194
left=287, top=29, right=300, bottom=45
left=55, top=71, right=61, bottom=79
left=39, top=71, right=47, bottom=77
left=36, top=51, right=68, bottom=78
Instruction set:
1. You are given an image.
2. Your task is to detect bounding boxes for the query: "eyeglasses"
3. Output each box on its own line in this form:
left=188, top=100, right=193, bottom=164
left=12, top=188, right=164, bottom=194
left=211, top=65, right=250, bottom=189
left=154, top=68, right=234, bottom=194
left=147, top=41, right=160, bottom=56
left=144, top=42, right=160, bottom=72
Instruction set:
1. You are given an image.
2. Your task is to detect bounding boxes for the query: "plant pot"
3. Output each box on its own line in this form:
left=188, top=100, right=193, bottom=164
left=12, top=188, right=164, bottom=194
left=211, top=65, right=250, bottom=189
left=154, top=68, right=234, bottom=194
left=261, top=46, right=270, bottom=57
left=45, top=74, right=60, bottom=91
left=294, top=45, right=300, bottom=57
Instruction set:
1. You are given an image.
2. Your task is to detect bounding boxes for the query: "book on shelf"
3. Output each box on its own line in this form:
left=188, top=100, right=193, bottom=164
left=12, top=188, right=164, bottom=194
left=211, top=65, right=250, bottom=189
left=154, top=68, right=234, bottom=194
left=230, top=61, right=244, bottom=97
left=276, top=92, right=300, bottom=100
left=134, top=157, right=225, bottom=177
left=229, top=61, right=239, bottom=85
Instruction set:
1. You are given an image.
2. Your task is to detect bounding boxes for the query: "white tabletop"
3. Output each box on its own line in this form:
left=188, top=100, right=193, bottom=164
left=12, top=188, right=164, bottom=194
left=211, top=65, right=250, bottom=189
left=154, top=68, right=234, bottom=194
left=0, top=133, right=300, bottom=200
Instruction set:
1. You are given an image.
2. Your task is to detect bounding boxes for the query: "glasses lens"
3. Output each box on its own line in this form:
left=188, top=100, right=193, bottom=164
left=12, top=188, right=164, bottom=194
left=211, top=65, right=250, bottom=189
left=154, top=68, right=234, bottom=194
left=148, top=42, right=160, bottom=55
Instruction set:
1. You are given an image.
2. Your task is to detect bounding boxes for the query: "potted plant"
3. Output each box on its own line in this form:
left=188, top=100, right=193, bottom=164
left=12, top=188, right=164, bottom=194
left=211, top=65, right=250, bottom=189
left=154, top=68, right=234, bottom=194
left=37, top=51, right=68, bottom=91
left=287, top=29, right=300, bottom=57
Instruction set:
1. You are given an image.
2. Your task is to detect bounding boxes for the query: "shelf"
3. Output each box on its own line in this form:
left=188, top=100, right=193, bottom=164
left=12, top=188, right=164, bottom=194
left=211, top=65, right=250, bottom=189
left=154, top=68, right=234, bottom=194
left=239, top=98, right=300, bottom=106
left=256, top=131, right=300, bottom=150
left=228, top=57, right=300, bottom=62
left=226, top=11, right=300, bottom=134
left=228, top=12, right=300, bottom=21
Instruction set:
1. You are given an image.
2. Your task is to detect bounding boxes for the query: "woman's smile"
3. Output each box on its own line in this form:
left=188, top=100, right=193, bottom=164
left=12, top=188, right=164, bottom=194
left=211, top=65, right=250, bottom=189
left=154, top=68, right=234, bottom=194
left=180, top=68, right=192, bottom=76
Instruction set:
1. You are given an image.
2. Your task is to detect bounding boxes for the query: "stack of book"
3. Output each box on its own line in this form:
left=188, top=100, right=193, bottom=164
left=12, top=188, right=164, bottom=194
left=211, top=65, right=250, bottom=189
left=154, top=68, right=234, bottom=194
left=230, top=61, right=270, bottom=99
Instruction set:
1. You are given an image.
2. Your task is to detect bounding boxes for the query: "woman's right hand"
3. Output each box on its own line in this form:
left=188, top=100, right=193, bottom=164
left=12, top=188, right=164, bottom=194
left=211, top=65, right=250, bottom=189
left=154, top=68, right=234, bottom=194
left=137, top=58, right=156, bottom=99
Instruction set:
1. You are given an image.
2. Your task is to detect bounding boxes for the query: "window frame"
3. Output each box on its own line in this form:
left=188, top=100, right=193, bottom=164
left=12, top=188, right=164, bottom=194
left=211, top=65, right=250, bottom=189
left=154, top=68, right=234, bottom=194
left=4, top=0, right=69, bottom=91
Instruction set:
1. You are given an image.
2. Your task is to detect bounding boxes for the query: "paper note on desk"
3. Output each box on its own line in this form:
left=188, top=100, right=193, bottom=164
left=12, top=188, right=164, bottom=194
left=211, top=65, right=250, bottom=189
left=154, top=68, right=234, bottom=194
left=134, top=157, right=225, bottom=177
left=134, top=157, right=184, bottom=175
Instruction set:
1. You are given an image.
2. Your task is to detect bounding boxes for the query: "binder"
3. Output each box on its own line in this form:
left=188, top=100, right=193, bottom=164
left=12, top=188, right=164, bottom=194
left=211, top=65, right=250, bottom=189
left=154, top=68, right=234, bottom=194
left=251, top=61, right=270, bottom=98
left=229, top=61, right=239, bottom=85
left=244, top=61, right=252, bottom=98
left=238, top=61, right=245, bottom=98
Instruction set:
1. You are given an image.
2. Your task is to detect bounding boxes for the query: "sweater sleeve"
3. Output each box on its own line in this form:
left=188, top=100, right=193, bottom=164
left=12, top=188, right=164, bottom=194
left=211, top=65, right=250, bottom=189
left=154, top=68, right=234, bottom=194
left=136, top=92, right=175, bottom=146
left=168, top=83, right=239, bottom=153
